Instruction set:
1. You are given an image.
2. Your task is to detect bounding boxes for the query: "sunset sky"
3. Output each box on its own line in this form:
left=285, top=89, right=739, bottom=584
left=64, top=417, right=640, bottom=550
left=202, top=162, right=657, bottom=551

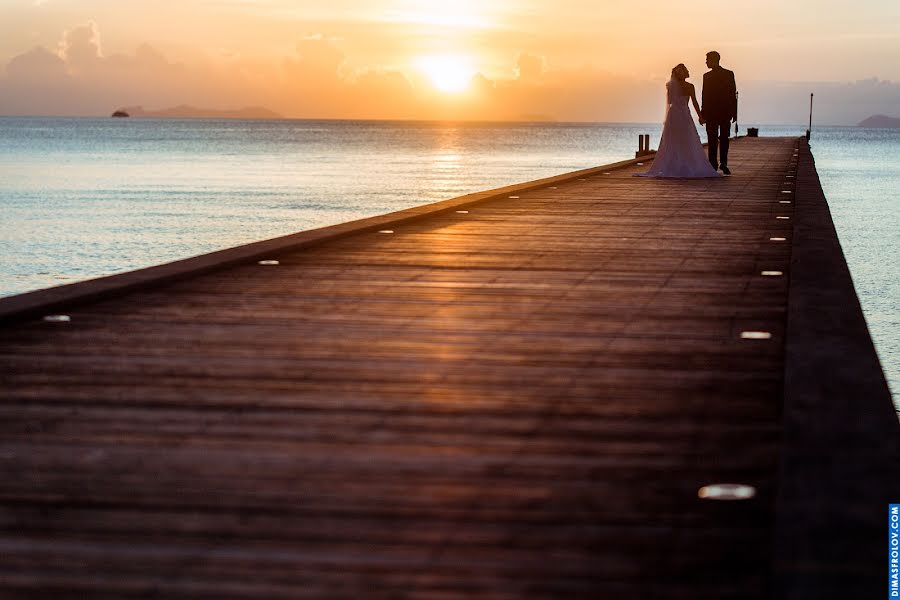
left=2, top=0, right=899, bottom=123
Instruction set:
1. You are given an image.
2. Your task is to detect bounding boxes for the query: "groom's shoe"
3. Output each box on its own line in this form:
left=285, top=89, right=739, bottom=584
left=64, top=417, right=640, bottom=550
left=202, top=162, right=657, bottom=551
left=721, top=165, right=731, bottom=175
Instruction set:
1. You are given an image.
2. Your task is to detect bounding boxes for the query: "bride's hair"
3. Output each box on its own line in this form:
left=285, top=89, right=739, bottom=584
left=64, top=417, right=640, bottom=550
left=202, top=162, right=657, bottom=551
left=671, top=63, right=687, bottom=80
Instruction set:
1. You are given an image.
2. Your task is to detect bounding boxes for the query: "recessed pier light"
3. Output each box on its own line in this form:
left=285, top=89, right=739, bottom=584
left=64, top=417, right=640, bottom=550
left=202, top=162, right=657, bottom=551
left=776, top=216, right=790, bottom=220
left=578, top=178, right=587, bottom=181
left=603, top=172, right=612, bottom=175
left=550, top=186, right=558, bottom=189
left=779, top=200, right=792, bottom=204
left=770, top=237, right=787, bottom=241
left=636, top=163, right=644, bottom=166
left=508, top=195, right=520, bottom=199
left=456, top=210, right=469, bottom=214
left=378, top=230, right=394, bottom=234
left=258, top=260, right=280, bottom=265
left=781, top=190, right=793, bottom=194
left=786, top=175, right=795, bottom=178
left=741, top=331, right=773, bottom=340
left=761, top=270, right=784, bottom=276
left=43, top=315, right=71, bottom=323
left=698, top=483, right=757, bottom=500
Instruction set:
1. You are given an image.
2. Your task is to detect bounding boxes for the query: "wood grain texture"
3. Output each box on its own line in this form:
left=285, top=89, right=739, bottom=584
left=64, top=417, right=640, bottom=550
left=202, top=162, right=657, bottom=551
left=1, top=138, right=801, bottom=598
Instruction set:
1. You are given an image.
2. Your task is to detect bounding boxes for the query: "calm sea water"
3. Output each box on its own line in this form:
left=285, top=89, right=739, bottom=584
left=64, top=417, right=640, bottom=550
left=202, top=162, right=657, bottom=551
left=1, top=117, right=897, bottom=401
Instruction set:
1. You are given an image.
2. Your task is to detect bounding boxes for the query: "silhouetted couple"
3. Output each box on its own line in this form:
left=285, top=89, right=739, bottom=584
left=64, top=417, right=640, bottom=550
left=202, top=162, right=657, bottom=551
left=637, top=51, right=737, bottom=178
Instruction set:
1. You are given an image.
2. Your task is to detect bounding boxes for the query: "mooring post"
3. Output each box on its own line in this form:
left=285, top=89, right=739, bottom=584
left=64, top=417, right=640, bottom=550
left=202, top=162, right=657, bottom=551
left=735, top=90, right=739, bottom=136
left=636, top=134, right=651, bottom=157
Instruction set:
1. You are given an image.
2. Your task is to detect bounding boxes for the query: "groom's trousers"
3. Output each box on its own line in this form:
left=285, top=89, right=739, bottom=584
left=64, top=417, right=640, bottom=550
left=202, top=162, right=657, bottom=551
left=705, top=120, right=731, bottom=169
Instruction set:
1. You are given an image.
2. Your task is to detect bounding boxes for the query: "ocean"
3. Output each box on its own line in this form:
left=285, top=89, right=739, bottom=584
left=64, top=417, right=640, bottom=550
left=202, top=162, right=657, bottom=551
left=0, top=117, right=897, bottom=401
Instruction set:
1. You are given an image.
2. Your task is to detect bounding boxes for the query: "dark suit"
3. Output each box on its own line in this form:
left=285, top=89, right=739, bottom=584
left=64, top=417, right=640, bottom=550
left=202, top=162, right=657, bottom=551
left=701, top=67, right=737, bottom=169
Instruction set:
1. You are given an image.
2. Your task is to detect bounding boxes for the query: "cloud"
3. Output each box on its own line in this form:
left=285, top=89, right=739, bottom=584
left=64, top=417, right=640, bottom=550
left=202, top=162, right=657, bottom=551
left=5, top=46, right=68, bottom=83
left=59, top=21, right=103, bottom=72
left=288, top=36, right=346, bottom=78
left=738, top=77, right=900, bottom=125
left=0, top=23, right=200, bottom=115
left=1, top=21, right=899, bottom=124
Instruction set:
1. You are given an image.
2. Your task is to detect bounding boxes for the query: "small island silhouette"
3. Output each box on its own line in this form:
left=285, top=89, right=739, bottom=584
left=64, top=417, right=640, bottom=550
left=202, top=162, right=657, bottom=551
left=857, top=114, right=900, bottom=128
left=111, top=105, right=281, bottom=120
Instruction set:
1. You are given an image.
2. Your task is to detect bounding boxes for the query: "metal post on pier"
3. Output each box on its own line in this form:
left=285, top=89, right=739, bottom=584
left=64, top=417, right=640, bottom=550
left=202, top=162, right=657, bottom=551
left=806, top=93, right=814, bottom=141
left=734, top=90, right=739, bottom=137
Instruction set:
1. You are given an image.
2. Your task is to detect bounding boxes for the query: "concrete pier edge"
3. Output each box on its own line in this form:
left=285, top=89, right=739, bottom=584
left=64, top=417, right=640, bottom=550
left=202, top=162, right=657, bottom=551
left=773, top=137, right=900, bottom=599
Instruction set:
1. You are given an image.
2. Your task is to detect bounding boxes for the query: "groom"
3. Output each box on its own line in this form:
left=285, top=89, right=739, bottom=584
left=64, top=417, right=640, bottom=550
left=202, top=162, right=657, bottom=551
left=700, top=51, right=737, bottom=175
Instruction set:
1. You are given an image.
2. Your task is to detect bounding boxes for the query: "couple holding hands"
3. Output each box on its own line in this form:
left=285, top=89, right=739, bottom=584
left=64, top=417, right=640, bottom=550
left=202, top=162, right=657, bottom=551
left=638, top=51, right=737, bottom=178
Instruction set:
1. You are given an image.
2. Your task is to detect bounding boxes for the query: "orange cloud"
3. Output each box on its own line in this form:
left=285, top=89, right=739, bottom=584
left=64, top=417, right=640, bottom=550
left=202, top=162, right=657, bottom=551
left=58, top=22, right=104, bottom=73
left=515, top=52, right=545, bottom=82
left=2, top=21, right=900, bottom=125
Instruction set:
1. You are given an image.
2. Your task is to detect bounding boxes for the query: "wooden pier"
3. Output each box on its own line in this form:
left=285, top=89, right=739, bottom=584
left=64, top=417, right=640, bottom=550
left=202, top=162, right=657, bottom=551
left=0, top=137, right=897, bottom=599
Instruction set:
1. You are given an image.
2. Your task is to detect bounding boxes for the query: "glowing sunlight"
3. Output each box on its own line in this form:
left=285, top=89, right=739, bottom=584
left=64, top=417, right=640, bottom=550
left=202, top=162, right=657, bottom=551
left=416, top=55, right=475, bottom=94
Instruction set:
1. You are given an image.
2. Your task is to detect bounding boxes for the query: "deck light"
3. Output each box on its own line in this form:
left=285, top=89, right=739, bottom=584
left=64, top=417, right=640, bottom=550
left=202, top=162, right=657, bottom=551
left=741, top=331, right=773, bottom=340
left=698, top=483, right=757, bottom=500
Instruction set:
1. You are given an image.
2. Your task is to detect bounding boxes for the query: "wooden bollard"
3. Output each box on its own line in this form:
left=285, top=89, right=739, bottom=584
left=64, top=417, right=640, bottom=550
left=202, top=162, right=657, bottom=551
left=636, top=134, right=651, bottom=158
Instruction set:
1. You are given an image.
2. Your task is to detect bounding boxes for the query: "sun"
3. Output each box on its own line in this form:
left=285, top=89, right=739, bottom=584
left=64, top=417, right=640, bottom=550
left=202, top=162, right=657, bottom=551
left=416, top=55, right=474, bottom=94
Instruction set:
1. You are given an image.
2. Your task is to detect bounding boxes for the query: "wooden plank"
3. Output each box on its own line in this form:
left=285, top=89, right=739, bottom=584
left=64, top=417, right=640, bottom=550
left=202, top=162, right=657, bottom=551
left=0, top=137, right=813, bottom=598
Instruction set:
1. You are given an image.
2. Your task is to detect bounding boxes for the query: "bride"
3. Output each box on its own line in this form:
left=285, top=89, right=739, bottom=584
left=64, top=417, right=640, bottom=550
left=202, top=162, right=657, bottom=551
left=636, top=64, right=721, bottom=178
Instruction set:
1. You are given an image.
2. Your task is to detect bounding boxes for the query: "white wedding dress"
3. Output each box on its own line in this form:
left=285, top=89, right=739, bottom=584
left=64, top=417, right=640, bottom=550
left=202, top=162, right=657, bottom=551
left=636, top=78, right=721, bottom=178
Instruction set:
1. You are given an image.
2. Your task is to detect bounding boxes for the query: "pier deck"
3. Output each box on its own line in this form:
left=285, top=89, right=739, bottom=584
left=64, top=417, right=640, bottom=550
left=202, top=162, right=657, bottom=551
left=0, top=137, right=897, bottom=599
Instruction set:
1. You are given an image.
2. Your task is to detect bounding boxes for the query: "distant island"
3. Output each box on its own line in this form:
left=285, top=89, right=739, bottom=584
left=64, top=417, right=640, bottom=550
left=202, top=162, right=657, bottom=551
left=857, top=114, right=900, bottom=128
left=112, top=105, right=282, bottom=120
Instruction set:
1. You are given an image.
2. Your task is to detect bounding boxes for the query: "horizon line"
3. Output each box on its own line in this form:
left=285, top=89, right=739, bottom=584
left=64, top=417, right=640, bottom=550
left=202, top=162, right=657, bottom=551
left=0, top=114, right=850, bottom=127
